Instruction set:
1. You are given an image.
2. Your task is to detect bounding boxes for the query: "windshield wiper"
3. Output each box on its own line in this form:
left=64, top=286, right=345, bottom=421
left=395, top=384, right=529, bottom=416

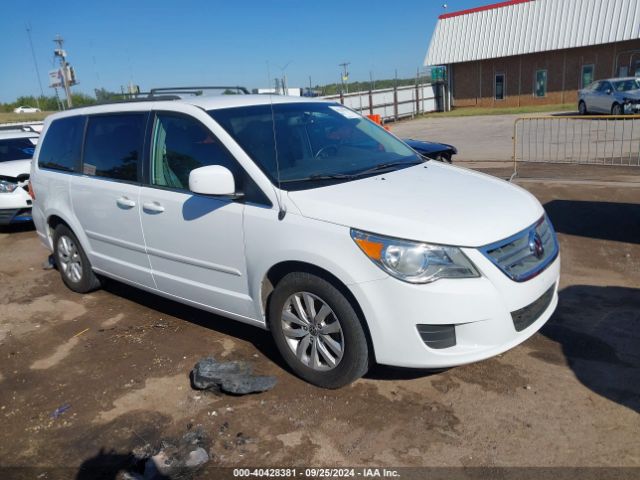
left=351, top=160, right=424, bottom=177
left=281, top=173, right=355, bottom=184
left=280, top=161, right=423, bottom=185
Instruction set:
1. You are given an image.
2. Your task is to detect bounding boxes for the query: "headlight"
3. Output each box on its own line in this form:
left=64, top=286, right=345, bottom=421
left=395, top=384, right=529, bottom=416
left=0, top=180, right=18, bottom=193
left=351, top=229, right=479, bottom=283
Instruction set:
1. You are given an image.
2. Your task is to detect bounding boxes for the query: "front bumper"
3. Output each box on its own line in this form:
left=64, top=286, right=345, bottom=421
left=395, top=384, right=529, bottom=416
left=623, top=102, right=640, bottom=114
left=0, top=185, right=33, bottom=225
left=350, top=249, right=560, bottom=369
left=0, top=208, right=33, bottom=225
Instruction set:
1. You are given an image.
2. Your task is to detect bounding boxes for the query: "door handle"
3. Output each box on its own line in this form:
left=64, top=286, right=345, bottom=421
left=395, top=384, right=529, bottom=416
left=143, top=201, right=165, bottom=213
left=116, top=196, right=136, bottom=209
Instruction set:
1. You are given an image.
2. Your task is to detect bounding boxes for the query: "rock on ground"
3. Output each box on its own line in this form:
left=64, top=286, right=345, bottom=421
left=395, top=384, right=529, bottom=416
left=191, top=356, right=277, bottom=395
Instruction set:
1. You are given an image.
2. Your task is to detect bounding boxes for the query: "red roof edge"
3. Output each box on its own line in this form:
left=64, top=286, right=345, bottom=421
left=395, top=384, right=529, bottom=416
left=439, top=0, right=533, bottom=19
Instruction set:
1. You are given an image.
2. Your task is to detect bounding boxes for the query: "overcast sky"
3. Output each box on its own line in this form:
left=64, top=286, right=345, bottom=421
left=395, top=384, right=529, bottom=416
left=1, top=0, right=486, bottom=102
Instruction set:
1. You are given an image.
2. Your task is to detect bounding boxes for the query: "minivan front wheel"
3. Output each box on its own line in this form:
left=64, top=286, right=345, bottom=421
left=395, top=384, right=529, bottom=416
left=268, top=272, right=369, bottom=388
left=53, top=224, right=101, bottom=293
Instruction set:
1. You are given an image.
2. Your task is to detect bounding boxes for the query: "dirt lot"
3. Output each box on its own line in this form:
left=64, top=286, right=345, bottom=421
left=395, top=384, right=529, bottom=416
left=0, top=174, right=639, bottom=479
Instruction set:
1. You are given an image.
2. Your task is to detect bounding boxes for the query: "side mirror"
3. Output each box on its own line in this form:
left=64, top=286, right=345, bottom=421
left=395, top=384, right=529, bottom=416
left=606, top=89, right=613, bottom=95
left=189, top=165, right=240, bottom=198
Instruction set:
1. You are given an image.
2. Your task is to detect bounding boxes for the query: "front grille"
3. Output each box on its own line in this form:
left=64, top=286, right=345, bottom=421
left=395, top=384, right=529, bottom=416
left=417, top=324, right=456, bottom=349
left=479, top=215, right=559, bottom=282
left=511, top=285, right=555, bottom=332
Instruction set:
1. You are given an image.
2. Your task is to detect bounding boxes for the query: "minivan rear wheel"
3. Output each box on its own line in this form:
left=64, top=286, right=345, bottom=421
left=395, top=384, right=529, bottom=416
left=53, top=224, right=101, bottom=293
left=268, top=272, right=369, bottom=388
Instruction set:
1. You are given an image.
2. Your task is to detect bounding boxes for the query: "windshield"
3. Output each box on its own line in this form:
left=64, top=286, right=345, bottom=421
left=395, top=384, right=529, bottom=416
left=209, top=103, right=421, bottom=190
left=0, top=137, right=37, bottom=163
left=613, top=79, right=640, bottom=92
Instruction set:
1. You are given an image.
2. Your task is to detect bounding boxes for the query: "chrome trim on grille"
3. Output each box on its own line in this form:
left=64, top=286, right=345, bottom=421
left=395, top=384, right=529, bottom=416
left=479, top=215, right=559, bottom=282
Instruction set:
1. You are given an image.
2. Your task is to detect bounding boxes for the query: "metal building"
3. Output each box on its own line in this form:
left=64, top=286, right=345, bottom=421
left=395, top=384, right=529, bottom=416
left=424, top=0, right=640, bottom=108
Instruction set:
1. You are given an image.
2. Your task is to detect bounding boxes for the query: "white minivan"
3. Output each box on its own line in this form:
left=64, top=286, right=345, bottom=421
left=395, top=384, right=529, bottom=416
left=30, top=91, right=560, bottom=388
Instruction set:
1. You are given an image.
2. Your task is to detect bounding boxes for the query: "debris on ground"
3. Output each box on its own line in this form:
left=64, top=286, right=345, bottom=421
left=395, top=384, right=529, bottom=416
left=127, top=425, right=211, bottom=479
left=42, top=254, right=55, bottom=270
left=190, top=357, right=277, bottom=395
left=50, top=403, right=71, bottom=419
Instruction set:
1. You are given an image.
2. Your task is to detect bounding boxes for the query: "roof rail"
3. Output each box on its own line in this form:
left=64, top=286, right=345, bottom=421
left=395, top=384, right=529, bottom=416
left=92, top=94, right=181, bottom=105
left=73, top=85, right=252, bottom=108
left=149, top=86, right=250, bottom=96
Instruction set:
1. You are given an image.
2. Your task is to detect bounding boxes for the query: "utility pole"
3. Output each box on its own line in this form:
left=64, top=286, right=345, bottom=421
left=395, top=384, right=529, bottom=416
left=53, top=35, right=74, bottom=108
left=339, top=62, right=350, bottom=94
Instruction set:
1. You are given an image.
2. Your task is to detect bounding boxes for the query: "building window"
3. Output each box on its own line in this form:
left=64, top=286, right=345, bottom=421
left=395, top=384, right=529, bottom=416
left=535, top=70, right=547, bottom=97
left=581, top=65, right=594, bottom=88
left=495, top=74, right=505, bottom=100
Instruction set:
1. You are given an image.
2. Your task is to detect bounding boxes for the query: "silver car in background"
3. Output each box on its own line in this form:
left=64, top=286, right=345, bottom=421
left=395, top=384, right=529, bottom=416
left=578, top=77, right=640, bottom=115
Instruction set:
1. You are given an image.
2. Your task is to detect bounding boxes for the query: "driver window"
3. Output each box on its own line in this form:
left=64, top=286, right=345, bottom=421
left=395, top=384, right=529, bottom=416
left=151, top=113, right=238, bottom=189
left=597, top=82, right=612, bottom=93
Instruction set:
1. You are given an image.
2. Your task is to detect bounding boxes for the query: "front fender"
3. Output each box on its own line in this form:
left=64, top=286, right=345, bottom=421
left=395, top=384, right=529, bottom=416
left=243, top=208, right=387, bottom=323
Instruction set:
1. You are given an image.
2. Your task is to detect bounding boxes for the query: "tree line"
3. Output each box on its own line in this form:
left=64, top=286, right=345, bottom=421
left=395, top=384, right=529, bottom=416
left=0, top=88, right=124, bottom=112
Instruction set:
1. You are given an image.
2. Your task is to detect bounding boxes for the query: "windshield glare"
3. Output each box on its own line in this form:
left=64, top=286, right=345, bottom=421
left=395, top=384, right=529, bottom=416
left=613, top=79, right=640, bottom=92
left=209, top=103, right=421, bottom=189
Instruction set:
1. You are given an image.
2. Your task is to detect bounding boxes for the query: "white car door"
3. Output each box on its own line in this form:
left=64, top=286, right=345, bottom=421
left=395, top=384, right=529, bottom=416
left=138, top=111, right=255, bottom=318
left=71, top=112, right=155, bottom=288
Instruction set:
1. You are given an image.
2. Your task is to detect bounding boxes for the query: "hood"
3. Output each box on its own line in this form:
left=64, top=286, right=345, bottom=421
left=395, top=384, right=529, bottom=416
left=404, top=138, right=455, bottom=153
left=621, top=89, right=640, bottom=100
left=287, top=162, right=543, bottom=248
left=0, top=159, right=32, bottom=179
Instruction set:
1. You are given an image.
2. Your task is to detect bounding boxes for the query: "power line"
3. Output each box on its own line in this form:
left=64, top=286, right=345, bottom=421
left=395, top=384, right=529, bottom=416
left=25, top=23, right=45, bottom=108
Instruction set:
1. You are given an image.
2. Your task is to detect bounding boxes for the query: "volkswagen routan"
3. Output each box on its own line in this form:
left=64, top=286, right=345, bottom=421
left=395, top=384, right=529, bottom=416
left=31, top=90, right=560, bottom=388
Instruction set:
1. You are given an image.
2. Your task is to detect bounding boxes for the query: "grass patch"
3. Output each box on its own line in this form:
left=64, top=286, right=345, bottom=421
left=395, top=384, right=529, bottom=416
left=422, top=103, right=576, bottom=118
left=0, top=111, right=53, bottom=124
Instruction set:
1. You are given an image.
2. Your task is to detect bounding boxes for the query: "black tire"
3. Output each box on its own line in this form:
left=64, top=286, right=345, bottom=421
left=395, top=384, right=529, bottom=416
left=611, top=103, right=623, bottom=116
left=441, top=153, right=453, bottom=164
left=268, top=272, right=369, bottom=388
left=53, top=224, right=101, bottom=293
left=578, top=101, right=588, bottom=115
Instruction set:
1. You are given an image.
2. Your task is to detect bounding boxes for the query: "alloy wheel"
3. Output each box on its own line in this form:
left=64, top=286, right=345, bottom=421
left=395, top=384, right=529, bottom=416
left=57, top=235, right=83, bottom=283
left=281, top=292, right=344, bottom=371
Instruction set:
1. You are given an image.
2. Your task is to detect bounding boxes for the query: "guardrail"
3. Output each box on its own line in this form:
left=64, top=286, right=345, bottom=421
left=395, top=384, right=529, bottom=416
left=322, top=83, right=437, bottom=123
left=512, top=115, right=640, bottom=179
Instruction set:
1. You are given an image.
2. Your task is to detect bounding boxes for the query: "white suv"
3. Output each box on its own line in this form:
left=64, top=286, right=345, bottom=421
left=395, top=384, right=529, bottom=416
left=30, top=91, right=560, bottom=387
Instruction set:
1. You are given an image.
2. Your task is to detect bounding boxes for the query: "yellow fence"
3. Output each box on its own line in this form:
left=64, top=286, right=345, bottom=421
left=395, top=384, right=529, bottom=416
left=512, top=115, right=640, bottom=179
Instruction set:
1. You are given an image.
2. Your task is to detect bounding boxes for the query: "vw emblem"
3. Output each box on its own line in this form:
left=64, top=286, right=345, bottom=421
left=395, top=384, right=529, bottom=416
left=528, top=229, right=544, bottom=259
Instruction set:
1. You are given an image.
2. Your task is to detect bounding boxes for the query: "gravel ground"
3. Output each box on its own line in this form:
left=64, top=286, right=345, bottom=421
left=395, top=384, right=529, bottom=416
left=0, top=173, right=638, bottom=479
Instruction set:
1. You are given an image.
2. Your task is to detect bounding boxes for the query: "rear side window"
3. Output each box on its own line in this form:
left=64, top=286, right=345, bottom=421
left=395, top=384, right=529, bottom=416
left=38, top=116, right=85, bottom=172
left=83, top=114, right=145, bottom=182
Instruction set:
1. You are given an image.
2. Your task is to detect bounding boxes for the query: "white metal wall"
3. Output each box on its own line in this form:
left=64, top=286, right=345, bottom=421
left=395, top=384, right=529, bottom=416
left=425, top=0, right=640, bottom=66
left=322, top=84, right=437, bottom=121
